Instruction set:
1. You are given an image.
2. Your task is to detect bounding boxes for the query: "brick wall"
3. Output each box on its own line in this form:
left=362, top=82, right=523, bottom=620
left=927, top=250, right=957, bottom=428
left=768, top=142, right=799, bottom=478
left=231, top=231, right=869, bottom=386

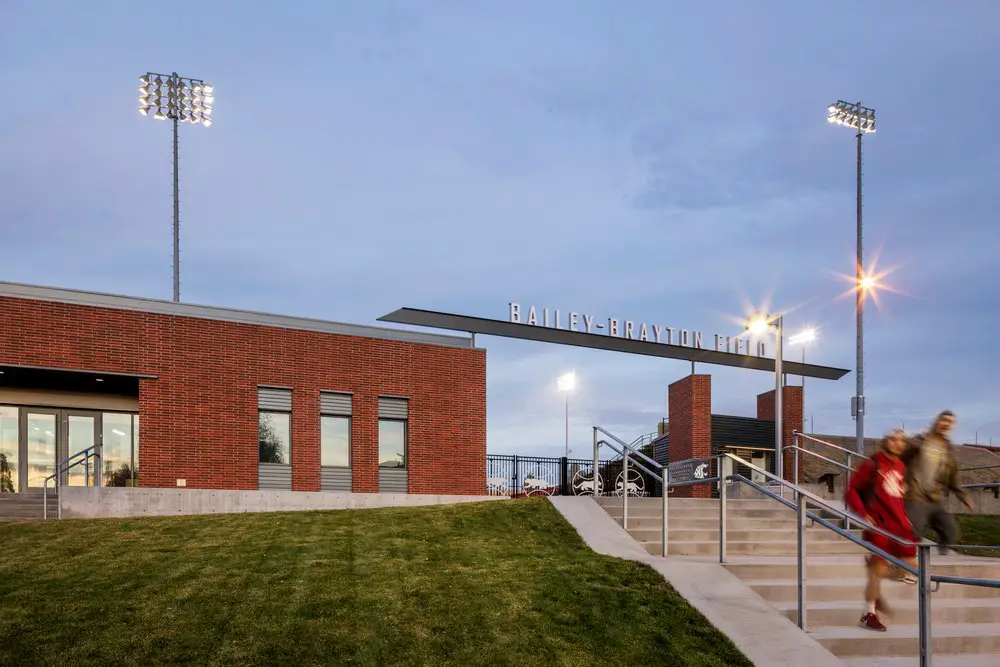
left=668, top=374, right=712, bottom=498
left=0, top=295, right=487, bottom=495
left=757, top=385, right=804, bottom=482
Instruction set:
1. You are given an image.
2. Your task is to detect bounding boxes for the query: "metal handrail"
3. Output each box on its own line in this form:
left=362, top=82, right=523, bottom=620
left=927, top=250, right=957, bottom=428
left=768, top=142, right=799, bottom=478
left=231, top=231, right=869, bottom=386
left=43, top=444, right=100, bottom=520
left=789, top=433, right=1000, bottom=492
left=598, top=440, right=663, bottom=483
left=595, top=426, right=663, bottom=473
left=793, top=430, right=868, bottom=460
left=593, top=426, right=669, bottom=558
left=672, top=451, right=1000, bottom=667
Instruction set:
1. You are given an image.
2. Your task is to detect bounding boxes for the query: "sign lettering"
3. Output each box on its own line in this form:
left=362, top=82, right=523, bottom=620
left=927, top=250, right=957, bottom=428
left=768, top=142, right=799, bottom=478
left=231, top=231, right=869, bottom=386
left=508, top=302, right=768, bottom=357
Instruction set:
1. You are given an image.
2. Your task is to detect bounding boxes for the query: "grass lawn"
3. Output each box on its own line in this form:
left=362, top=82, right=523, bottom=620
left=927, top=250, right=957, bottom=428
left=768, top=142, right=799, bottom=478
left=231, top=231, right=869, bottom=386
left=0, top=498, right=752, bottom=667
left=951, top=514, right=1000, bottom=557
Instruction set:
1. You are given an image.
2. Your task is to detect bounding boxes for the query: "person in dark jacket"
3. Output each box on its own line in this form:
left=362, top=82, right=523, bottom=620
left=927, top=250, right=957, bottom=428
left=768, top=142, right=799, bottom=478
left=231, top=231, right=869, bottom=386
left=845, top=429, right=917, bottom=632
left=902, top=410, right=974, bottom=555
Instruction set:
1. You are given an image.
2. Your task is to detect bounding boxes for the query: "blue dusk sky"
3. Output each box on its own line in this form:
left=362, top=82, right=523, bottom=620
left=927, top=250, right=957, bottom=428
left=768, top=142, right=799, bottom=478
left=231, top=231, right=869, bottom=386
left=2, top=1, right=998, bottom=454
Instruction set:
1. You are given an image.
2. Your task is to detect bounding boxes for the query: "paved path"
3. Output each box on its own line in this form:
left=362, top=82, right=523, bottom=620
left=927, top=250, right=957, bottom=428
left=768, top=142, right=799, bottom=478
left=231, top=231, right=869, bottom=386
left=549, top=495, right=848, bottom=667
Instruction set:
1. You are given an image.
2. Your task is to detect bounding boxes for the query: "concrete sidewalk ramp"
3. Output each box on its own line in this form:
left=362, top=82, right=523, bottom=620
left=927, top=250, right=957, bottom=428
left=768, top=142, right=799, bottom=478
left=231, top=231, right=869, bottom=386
left=548, top=495, right=848, bottom=667
left=592, top=495, right=1000, bottom=666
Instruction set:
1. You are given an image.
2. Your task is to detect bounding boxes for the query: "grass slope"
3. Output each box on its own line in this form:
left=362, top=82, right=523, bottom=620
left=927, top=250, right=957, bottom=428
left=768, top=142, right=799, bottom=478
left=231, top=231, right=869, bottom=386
left=952, top=514, right=1000, bottom=557
left=0, top=498, right=752, bottom=667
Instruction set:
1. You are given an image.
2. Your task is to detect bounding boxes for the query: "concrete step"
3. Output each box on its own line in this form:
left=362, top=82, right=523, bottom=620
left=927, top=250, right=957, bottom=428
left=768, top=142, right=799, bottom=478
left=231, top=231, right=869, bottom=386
left=596, top=497, right=777, bottom=509
left=628, top=527, right=863, bottom=543
left=777, top=597, right=1000, bottom=626
left=745, top=578, right=1000, bottom=603
left=604, top=507, right=795, bottom=520
left=609, top=515, right=813, bottom=530
left=641, top=540, right=868, bottom=557
left=810, top=622, right=1000, bottom=657
left=724, top=558, right=1000, bottom=581
left=842, top=652, right=1000, bottom=666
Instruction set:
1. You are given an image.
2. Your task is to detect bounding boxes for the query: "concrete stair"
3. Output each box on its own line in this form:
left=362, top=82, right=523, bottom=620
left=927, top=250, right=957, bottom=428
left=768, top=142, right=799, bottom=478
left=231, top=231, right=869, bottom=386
left=595, top=495, right=1000, bottom=665
left=0, top=490, right=59, bottom=520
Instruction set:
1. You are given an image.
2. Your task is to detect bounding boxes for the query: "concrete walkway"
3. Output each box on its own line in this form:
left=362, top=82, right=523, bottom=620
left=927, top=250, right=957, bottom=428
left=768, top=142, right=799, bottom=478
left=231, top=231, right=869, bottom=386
left=548, top=495, right=848, bottom=667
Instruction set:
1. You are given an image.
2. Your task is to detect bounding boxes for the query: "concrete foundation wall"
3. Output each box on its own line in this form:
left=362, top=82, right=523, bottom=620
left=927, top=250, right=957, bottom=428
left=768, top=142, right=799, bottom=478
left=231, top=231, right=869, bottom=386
left=59, top=487, right=505, bottom=519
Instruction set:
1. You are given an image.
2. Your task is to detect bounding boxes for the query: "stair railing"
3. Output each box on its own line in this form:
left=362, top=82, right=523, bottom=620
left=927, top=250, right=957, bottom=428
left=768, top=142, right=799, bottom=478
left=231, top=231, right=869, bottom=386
left=42, top=444, right=101, bottom=520
left=666, top=451, right=1000, bottom=667
left=593, top=426, right=669, bottom=557
left=787, top=430, right=1000, bottom=499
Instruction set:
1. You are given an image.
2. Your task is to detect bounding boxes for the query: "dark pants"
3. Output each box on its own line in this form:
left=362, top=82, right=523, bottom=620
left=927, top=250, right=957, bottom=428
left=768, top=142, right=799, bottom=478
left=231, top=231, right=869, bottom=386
left=906, top=500, right=957, bottom=554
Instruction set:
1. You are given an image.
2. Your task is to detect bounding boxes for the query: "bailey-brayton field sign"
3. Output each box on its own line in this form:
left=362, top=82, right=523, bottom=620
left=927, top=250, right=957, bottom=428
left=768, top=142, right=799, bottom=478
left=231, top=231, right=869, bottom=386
left=377, top=302, right=850, bottom=381
left=508, top=302, right=767, bottom=357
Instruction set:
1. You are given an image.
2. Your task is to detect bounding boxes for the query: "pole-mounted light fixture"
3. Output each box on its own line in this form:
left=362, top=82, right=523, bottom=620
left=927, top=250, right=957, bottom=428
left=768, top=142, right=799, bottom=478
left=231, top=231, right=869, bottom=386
left=138, top=71, right=214, bottom=302
left=746, top=312, right=784, bottom=480
left=828, top=98, right=875, bottom=455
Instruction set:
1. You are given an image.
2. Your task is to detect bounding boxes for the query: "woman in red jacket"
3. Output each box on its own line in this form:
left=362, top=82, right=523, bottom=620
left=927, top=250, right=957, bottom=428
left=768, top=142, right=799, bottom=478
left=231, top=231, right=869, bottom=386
left=844, top=428, right=918, bottom=632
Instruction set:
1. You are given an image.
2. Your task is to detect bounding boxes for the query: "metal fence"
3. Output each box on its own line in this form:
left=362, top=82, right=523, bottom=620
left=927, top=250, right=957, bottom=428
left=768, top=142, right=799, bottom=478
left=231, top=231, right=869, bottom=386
left=486, top=454, right=661, bottom=498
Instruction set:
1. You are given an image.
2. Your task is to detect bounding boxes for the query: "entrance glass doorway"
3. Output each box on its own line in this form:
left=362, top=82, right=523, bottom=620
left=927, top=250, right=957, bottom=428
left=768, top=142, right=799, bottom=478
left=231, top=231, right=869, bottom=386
left=0, top=405, right=139, bottom=493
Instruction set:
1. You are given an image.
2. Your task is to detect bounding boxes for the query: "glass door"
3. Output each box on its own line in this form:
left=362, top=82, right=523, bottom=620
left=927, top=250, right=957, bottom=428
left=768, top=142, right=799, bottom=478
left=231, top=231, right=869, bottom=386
left=24, top=410, right=58, bottom=489
left=61, top=411, right=99, bottom=486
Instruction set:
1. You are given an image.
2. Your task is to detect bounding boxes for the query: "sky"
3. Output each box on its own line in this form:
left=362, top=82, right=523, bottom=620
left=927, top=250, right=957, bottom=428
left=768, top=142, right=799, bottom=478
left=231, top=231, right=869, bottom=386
left=2, top=1, right=999, bottom=456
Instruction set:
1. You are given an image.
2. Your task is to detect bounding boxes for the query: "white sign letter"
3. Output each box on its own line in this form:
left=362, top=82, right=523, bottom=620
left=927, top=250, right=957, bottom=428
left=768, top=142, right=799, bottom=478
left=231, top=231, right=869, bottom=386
left=509, top=302, right=521, bottom=323
left=694, top=331, right=703, bottom=349
left=653, top=325, right=663, bottom=343
left=681, top=330, right=689, bottom=346
left=527, top=306, right=538, bottom=326
left=543, top=307, right=550, bottom=327
left=570, top=312, right=579, bottom=331
left=554, top=309, right=563, bottom=329
left=639, top=323, right=649, bottom=342
left=609, top=318, right=619, bottom=337
left=666, top=327, right=676, bottom=344
left=625, top=320, right=635, bottom=339
left=583, top=314, right=595, bottom=333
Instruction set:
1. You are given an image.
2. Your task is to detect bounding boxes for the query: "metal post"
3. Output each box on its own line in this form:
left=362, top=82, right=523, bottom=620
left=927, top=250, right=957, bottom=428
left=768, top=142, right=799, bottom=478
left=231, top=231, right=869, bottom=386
left=172, top=95, right=181, bottom=302
left=661, top=466, right=668, bottom=557
left=793, top=433, right=800, bottom=490
left=622, top=453, right=629, bottom=530
left=801, top=347, right=807, bottom=431
left=592, top=427, right=599, bottom=498
left=854, top=124, right=865, bottom=455
left=564, top=393, right=569, bottom=459
left=43, top=483, right=47, bottom=520
left=917, top=543, right=932, bottom=667
left=797, top=491, right=808, bottom=630
left=719, top=458, right=728, bottom=563
left=775, top=315, right=784, bottom=481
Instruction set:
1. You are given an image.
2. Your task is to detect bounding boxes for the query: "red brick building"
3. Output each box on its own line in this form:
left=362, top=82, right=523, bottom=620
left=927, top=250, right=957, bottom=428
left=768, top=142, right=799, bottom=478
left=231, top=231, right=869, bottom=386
left=0, top=282, right=486, bottom=496
left=665, top=373, right=804, bottom=497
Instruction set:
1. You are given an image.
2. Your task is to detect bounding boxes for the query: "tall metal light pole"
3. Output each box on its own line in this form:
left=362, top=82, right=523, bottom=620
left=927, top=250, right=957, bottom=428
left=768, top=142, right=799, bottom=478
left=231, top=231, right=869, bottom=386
left=557, top=372, right=576, bottom=458
left=138, top=72, right=214, bottom=302
left=747, top=313, right=784, bottom=480
left=828, top=100, right=876, bottom=454
left=789, top=328, right=817, bottom=432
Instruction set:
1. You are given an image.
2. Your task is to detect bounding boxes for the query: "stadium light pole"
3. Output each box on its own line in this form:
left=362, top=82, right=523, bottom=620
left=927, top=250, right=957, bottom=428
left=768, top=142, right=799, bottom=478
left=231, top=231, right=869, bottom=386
left=827, top=100, right=876, bottom=455
left=138, top=71, right=214, bottom=302
left=747, top=313, right=783, bottom=480
left=557, top=372, right=576, bottom=458
left=788, top=327, right=817, bottom=432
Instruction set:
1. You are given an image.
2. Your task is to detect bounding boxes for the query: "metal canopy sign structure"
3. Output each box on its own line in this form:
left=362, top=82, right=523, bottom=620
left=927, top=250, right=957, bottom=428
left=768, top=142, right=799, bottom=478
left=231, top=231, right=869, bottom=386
left=377, top=305, right=850, bottom=381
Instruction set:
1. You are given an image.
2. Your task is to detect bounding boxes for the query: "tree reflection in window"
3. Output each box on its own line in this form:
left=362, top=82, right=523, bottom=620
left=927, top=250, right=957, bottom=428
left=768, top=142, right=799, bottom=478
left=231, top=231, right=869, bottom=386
left=259, top=412, right=290, bottom=464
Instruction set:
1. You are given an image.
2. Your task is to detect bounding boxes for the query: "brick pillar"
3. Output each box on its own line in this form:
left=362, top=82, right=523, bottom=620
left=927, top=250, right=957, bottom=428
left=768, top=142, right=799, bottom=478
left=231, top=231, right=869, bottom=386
left=668, top=374, right=712, bottom=498
left=757, top=385, right=804, bottom=483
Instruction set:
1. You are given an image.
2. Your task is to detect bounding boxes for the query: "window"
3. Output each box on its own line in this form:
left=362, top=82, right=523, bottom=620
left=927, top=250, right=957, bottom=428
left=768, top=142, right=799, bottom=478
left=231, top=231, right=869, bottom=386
left=258, top=412, right=291, bottom=464
left=258, top=387, right=292, bottom=465
left=319, top=391, right=352, bottom=468
left=321, top=416, right=351, bottom=467
left=0, top=406, right=18, bottom=493
left=378, top=419, right=406, bottom=469
left=102, top=413, right=138, bottom=487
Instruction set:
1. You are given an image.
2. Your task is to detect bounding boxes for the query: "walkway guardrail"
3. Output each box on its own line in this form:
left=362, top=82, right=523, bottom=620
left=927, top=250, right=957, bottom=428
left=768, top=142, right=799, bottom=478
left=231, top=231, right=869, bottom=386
left=667, top=449, right=1000, bottom=667
left=42, top=444, right=102, bottom=520
left=787, top=430, right=1000, bottom=497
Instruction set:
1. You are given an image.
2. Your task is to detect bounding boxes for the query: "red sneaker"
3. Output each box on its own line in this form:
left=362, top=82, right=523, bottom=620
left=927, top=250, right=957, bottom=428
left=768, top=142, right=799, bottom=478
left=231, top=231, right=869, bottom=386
left=859, top=612, right=887, bottom=632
